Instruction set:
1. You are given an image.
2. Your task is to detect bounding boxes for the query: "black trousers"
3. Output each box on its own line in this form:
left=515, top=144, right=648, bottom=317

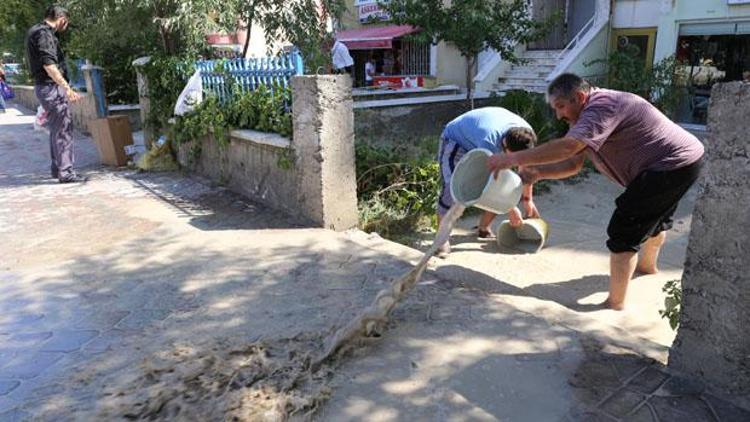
left=606, top=158, right=704, bottom=253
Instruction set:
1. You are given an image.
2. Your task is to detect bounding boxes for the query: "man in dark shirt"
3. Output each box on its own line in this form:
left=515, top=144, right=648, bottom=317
left=26, top=5, right=83, bottom=183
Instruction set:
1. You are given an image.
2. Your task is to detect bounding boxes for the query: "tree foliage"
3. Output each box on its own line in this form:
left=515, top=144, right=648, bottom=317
left=589, top=46, right=684, bottom=119
left=60, top=0, right=242, bottom=103
left=2, top=0, right=345, bottom=103
left=0, top=0, right=48, bottom=61
left=381, top=0, right=554, bottom=103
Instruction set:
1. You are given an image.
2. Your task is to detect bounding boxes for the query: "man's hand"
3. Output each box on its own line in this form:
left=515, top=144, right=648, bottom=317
left=66, top=87, right=82, bottom=103
left=487, top=153, right=515, bottom=179
left=523, top=199, right=541, bottom=219
left=508, top=206, right=524, bottom=228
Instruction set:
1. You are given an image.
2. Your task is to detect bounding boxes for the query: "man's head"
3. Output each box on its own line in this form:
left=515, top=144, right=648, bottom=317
left=44, top=5, right=70, bottom=32
left=547, top=73, right=592, bottom=126
left=502, top=127, right=537, bottom=152
left=743, top=70, right=750, bottom=82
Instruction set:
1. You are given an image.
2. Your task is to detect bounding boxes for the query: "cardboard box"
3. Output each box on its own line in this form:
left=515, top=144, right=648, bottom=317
left=88, top=115, right=134, bottom=166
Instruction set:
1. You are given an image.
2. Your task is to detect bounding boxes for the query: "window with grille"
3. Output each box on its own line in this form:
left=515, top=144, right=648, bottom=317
left=400, top=39, right=431, bottom=75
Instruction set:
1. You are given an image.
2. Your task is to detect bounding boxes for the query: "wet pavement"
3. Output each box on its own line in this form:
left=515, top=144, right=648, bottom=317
left=1, top=102, right=749, bottom=421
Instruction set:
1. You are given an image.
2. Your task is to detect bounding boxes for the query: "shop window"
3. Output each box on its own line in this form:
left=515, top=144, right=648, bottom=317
left=674, top=33, right=750, bottom=124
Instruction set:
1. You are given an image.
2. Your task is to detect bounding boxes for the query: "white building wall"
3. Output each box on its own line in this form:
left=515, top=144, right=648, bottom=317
left=611, top=0, right=664, bottom=28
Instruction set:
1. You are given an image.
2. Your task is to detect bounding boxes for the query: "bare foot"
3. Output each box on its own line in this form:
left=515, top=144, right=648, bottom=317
left=600, top=297, right=625, bottom=311
left=636, top=263, right=659, bottom=275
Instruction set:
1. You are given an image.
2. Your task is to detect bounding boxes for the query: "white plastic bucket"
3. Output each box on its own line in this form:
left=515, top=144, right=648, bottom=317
left=450, top=148, right=523, bottom=214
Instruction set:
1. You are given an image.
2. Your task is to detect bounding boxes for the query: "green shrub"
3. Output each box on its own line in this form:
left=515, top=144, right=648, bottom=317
left=356, top=91, right=576, bottom=240
left=141, top=55, right=197, bottom=133
left=488, top=90, right=568, bottom=144
left=588, top=48, right=685, bottom=119
left=172, top=84, right=293, bottom=147
left=660, top=279, right=682, bottom=330
left=356, top=141, right=440, bottom=237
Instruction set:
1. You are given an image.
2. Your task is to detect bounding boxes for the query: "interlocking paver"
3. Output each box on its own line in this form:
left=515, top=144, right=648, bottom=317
left=0, top=314, right=45, bottom=330
left=0, top=352, right=65, bottom=380
left=0, top=408, right=30, bottom=422
left=0, top=381, right=20, bottom=396
left=656, top=375, right=706, bottom=396
left=72, top=310, right=130, bottom=330
left=2, top=104, right=749, bottom=420
left=81, top=329, right=132, bottom=355
left=600, top=389, right=648, bottom=418
left=704, top=394, right=750, bottom=421
left=626, top=366, right=670, bottom=394
left=40, top=330, right=99, bottom=353
left=115, top=309, right=171, bottom=330
left=2, top=332, right=52, bottom=352
left=623, top=403, right=656, bottom=422
left=650, top=396, right=713, bottom=421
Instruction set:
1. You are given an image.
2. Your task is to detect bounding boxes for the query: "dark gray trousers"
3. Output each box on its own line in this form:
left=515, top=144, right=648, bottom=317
left=35, top=84, right=73, bottom=179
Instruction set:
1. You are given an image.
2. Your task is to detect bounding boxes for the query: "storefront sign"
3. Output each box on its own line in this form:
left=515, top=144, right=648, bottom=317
left=727, top=0, right=750, bottom=4
left=359, top=3, right=391, bottom=23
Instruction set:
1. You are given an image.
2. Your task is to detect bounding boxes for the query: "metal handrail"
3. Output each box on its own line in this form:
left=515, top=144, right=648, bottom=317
left=556, top=12, right=597, bottom=61
left=546, top=0, right=610, bottom=82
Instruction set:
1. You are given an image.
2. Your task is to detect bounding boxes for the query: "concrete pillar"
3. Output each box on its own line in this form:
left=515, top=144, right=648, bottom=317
left=292, top=75, right=359, bottom=231
left=132, top=56, right=153, bottom=149
left=669, top=81, right=750, bottom=401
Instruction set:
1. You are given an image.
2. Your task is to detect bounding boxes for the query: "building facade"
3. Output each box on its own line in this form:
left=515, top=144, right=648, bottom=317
left=486, top=0, right=750, bottom=125
left=338, top=0, right=466, bottom=89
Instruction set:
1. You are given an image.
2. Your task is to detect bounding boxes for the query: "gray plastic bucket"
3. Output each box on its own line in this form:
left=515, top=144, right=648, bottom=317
left=496, top=218, right=549, bottom=254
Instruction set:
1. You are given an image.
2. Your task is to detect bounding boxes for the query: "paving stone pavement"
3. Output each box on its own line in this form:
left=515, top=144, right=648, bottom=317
left=2, top=103, right=749, bottom=421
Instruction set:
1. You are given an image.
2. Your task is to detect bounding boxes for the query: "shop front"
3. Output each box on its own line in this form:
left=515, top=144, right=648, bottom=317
left=336, top=24, right=432, bottom=89
left=674, top=20, right=750, bottom=124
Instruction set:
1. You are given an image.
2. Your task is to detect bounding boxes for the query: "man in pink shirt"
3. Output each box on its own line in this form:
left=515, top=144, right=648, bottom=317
left=488, top=73, right=705, bottom=310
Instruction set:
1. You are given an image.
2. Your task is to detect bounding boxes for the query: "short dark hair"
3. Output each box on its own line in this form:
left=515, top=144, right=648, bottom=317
left=504, top=127, right=537, bottom=152
left=45, top=5, right=69, bottom=20
left=547, top=73, right=591, bottom=101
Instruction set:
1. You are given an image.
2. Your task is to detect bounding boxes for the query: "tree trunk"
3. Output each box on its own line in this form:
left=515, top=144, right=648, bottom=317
left=242, top=1, right=256, bottom=58
left=465, top=55, right=476, bottom=109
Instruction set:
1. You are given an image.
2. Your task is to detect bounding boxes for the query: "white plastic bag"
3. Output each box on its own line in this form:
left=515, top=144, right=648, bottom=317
left=33, top=105, right=49, bottom=133
left=174, top=70, right=203, bottom=116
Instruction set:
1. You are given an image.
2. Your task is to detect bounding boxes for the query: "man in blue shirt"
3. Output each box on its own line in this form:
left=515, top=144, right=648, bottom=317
left=437, top=107, right=540, bottom=256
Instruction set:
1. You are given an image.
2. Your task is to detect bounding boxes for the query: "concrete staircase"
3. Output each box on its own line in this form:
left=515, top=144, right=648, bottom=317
left=492, top=49, right=562, bottom=94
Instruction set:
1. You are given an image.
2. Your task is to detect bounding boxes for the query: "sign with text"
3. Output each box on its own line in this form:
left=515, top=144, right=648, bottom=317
left=359, top=3, right=391, bottom=23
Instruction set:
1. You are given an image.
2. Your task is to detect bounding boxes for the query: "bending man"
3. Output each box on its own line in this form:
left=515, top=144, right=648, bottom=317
left=488, top=74, right=704, bottom=310
left=437, top=107, right=540, bottom=257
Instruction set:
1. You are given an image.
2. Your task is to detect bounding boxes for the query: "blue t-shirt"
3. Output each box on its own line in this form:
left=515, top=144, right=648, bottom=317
left=441, top=107, right=532, bottom=153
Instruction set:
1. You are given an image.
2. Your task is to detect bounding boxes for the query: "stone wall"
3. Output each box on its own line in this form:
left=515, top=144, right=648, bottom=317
left=669, top=81, right=750, bottom=407
left=177, top=76, right=358, bottom=231
left=11, top=85, right=97, bottom=134
left=177, top=130, right=298, bottom=216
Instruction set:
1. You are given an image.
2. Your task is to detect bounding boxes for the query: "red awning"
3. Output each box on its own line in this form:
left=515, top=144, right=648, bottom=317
left=336, top=25, right=419, bottom=50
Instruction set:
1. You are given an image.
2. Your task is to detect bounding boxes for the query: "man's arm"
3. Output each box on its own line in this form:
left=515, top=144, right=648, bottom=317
left=43, top=64, right=81, bottom=102
left=488, top=136, right=587, bottom=178
left=522, top=152, right=586, bottom=184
